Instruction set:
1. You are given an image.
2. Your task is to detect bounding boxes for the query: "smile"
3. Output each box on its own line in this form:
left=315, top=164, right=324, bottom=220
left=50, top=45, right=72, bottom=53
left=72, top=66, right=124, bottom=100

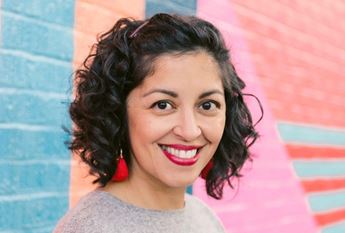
left=159, top=144, right=202, bottom=166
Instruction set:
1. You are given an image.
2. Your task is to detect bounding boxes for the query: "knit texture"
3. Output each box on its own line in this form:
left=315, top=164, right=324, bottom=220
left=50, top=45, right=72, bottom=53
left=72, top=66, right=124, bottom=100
left=54, top=190, right=226, bottom=233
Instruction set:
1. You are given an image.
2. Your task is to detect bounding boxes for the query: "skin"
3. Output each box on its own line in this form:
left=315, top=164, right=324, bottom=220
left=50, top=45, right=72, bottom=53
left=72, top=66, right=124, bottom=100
left=103, top=50, right=226, bottom=210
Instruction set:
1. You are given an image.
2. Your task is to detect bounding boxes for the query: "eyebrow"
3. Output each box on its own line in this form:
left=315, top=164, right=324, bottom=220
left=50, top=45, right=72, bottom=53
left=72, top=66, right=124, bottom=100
left=198, top=90, right=224, bottom=99
left=143, top=89, right=178, bottom=98
left=142, top=88, right=224, bottom=99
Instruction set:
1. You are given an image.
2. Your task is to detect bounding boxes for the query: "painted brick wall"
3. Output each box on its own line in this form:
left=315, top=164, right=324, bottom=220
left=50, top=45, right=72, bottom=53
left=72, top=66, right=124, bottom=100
left=228, top=1, right=345, bottom=232
left=0, top=0, right=75, bottom=232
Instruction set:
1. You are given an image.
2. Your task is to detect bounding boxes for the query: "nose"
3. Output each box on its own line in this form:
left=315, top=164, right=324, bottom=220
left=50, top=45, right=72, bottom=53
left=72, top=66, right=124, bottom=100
left=173, top=109, right=201, bottom=141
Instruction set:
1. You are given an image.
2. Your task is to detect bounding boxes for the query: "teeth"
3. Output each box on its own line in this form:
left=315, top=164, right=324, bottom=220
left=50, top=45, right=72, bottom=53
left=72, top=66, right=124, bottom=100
left=160, top=145, right=198, bottom=159
left=179, top=150, right=187, bottom=158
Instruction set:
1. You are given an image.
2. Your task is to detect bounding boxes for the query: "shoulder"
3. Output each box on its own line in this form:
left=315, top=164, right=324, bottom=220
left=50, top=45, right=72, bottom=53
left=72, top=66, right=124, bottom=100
left=53, top=191, right=119, bottom=233
left=185, top=194, right=226, bottom=233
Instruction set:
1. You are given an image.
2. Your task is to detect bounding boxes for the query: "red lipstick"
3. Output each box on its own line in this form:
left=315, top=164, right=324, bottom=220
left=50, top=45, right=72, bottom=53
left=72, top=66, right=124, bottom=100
left=160, top=144, right=202, bottom=166
left=164, top=144, right=201, bottom=150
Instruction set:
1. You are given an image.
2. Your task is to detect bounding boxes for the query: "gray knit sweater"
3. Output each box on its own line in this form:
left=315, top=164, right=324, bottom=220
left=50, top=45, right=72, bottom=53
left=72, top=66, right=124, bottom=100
left=54, top=190, right=226, bottom=233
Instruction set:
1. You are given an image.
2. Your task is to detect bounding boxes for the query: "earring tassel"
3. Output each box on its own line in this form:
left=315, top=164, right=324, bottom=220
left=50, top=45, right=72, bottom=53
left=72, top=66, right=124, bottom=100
left=112, top=156, right=128, bottom=182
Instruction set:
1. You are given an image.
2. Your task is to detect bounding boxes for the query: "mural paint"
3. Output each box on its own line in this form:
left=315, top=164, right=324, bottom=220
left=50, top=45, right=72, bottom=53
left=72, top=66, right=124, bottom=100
left=224, top=1, right=345, bottom=232
left=282, top=123, right=345, bottom=232
left=0, top=0, right=75, bottom=232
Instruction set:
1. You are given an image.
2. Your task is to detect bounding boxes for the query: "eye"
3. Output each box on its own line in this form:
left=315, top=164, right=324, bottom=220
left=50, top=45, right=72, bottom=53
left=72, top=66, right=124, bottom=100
left=151, top=100, right=173, bottom=110
left=199, top=100, right=220, bottom=111
left=201, top=102, right=213, bottom=110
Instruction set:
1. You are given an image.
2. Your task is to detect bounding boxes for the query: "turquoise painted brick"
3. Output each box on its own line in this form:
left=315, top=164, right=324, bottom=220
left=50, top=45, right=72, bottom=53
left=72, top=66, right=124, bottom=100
left=2, top=13, right=73, bottom=61
left=0, top=52, right=72, bottom=92
left=9, top=226, right=55, bottom=233
left=3, top=0, right=74, bottom=27
left=278, top=122, right=345, bottom=146
left=29, top=226, right=55, bottom=233
left=0, top=162, right=70, bottom=195
left=146, top=0, right=196, bottom=17
left=0, top=0, right=74, bottom=232
left=293, top=160, right=345, bottom=178
left=186, top=185, right=192, bottom=194
left=322, top=221, right=345, bottom=233
left=163, top=0, right=196, bottom=9
left=0, top=93, right=70, bottom=125
left=0, top=128, right=70, bottom=159
left=308, top=190, right=345, bottom=212
left=0, top=195, right=68, bottom=231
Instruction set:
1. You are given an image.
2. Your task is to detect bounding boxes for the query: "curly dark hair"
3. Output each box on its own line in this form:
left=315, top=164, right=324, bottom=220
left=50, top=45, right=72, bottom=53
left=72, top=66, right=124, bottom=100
left=68, top=13, right=262, bottom=200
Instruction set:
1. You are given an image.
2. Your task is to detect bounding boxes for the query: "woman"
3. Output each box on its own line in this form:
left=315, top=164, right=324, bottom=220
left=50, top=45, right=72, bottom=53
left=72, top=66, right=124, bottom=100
left=54, top=13, right=260, bottom=233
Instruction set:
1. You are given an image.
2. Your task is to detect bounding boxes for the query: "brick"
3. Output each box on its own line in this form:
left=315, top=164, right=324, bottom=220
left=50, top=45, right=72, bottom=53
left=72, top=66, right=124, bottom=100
left=0, top=52, right=72, bottom=92
left=308, top=190, right=345, bottom=212
left=146, top=0, right=196, bottom=17
left=230, top=1, right=345, bottom=127
left=0, top=161, right=70, bottom=195
left=2, top=13, right=73, bottom=61
left=74, top=1, right=123, bottom=35
left=232, top=1, right=344, bottom=48
left=321, top=220, right=345, bottom=233
left=23, top=226, right=54, bottom=233
left=0, top=194, right=68, bottom=231
left=0, top=128, right=70, bottom=160
left=0, top=92, right=70, bottom=126
left=278, top=122, right=345, bottom=146
left=79, top=0, right=145, bottom=20
left=2, top=0, right=75, bottom=27
left=293, top=160, right=345, bottom=178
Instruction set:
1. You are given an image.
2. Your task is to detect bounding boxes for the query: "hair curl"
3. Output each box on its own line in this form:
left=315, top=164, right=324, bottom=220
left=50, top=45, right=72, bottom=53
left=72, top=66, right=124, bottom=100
left=68, top=13, right=262, bottom=199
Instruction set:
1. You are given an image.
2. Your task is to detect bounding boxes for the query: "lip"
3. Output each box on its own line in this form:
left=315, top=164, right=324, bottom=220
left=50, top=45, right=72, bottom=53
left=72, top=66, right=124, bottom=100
left=159, top=144, right=203, bottom=166
left=161, top=144, right=202, bottom=150
left=162, top=150, right=200, bottom=166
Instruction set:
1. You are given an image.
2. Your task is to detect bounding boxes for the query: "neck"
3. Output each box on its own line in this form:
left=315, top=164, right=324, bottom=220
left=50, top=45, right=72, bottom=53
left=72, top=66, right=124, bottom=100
left=102, top=173, right=186, bottom=210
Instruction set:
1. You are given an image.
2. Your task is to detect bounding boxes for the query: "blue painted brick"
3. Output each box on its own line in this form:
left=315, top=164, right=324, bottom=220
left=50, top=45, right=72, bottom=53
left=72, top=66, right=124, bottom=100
left=29, top=226, right=55, bottom=233
left=2, top=13, right=73, bottom=61
left=0, top=162, right=70, bottom=195
left=293, top=160, right=345, bottom=178
left=0, top=0, right=74, bottom=232
left=0, top=195, right=68, bottom=231
left=0, top=52, right=72, bottom=92
left=0, top=128, right=70, bottom=159
left=169, top=0, right=196, bottom=9
left=309, top=190, right=345, bottom=212
left=3, top=0, right=75, bottom=27
left=278, top=122, right=345, bottom=146
left=0, top=92, right=70, bottom=125
left=322, top=221, right=345, bottom=233
left=146, top=0, right=196, bottom=17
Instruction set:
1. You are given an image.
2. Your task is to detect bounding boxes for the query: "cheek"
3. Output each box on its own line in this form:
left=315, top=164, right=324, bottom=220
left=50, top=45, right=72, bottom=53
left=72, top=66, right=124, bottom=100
left=127, top=108, right=146, bottom=147
left=202, top=115, right=226, bottom=144
left=128, top=110, right=171, bottom=143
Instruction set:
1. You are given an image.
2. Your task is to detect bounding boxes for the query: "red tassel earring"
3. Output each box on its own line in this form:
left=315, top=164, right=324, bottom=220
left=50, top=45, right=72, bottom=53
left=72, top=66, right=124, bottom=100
left=111, top=149, right=128, bottom=182
left=200, top=160, right=213, bottom=179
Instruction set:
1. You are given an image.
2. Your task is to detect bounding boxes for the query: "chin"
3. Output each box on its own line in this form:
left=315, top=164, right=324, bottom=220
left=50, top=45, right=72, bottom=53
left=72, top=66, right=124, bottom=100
left=161, top=173, right=199, bottom=189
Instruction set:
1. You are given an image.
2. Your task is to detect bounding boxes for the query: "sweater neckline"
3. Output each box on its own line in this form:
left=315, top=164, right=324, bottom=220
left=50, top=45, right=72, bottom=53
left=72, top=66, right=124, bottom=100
left=95, top=190, right=187, bottom=214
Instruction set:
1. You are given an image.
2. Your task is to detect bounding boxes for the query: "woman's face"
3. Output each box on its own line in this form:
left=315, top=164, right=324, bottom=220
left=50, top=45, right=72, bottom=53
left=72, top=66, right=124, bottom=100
left=126, top=51, right=226, bottom=189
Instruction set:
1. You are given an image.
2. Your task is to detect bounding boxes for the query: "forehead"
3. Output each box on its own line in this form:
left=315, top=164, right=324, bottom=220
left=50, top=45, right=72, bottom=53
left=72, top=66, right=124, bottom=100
left=138, top=51, right=223, bottom=92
